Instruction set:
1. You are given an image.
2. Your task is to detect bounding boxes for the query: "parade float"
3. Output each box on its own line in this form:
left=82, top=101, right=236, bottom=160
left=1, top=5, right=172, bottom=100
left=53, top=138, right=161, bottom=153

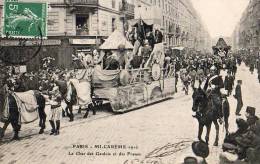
left=212, top=38, right=231, bottom=57
left=94, top=31, right=175, bottom=113
left=73, top=20, right=176, bottom=113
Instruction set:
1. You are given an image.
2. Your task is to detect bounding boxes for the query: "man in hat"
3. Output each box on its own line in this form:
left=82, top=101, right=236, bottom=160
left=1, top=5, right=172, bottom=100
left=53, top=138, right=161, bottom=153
left=245, top=106, right=259, bottom=130
left=234, top=80, right=243, bottom=116
left=222, top=90, right=230, bottom=137
left=224, top=71, right=234, bottom=96
left=203, top=65, right=224, bottom=120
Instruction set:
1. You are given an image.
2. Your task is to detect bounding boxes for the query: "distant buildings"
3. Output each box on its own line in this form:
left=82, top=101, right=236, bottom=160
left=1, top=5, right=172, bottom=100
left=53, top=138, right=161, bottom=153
left=232, top=0, right=260, bottom=52
left=134, top=0, right=211, bottom=51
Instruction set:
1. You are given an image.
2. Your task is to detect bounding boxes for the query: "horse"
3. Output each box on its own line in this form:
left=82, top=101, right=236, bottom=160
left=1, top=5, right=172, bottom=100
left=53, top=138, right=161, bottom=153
left=0, top=90, right=46, bottom=140
left=192, top=88, right=229, bottom=146
left=54, top=79, right=96, bottom=122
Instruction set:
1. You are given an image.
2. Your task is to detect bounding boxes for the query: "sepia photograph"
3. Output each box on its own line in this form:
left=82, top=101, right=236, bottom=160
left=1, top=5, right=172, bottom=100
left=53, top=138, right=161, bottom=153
left=0, top=0, right=259, bottom=163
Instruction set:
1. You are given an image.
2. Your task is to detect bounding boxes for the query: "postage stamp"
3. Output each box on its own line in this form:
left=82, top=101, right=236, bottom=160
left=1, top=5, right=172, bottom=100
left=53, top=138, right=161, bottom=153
left=2, top=0, right=47, bottom=38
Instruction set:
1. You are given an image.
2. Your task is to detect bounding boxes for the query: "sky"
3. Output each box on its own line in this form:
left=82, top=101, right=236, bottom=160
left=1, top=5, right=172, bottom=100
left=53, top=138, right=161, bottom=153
left=190, top=0, right=249, bottom=38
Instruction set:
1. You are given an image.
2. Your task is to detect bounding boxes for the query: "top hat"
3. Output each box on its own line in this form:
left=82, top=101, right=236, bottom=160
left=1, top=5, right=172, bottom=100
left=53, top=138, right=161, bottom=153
left=192, top=141, right=209, bottom=158
left=246, top=106, right=256, bottom=116
left=237, top=80, right=242, bottom=83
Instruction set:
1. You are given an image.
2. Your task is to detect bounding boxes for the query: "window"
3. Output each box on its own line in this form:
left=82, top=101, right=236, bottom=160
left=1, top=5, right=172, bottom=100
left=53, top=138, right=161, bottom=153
left=76, top=15, right=89, bottom=35
left=112, top=0, right=116, bottom=8
left=112, top=18, right=116, bottom=32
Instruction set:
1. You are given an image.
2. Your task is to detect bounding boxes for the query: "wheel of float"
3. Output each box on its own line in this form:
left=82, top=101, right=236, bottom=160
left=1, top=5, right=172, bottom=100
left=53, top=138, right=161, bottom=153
left=151, top=63, right=161, bottom=81
left=150, top=86, right=162, bottom=100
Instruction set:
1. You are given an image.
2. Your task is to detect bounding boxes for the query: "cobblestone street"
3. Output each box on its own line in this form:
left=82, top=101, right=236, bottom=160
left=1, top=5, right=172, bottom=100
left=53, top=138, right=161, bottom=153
left=0, top=63, right=259, bottom=164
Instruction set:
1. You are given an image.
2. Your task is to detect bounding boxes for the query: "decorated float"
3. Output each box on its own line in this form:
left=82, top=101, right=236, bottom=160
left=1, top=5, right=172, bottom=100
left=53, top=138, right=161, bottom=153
left=71, top=17, right=176, bottom=113
left=212, top=38, right=231, bottom=57
left=93, top=31, right=175, bottom=112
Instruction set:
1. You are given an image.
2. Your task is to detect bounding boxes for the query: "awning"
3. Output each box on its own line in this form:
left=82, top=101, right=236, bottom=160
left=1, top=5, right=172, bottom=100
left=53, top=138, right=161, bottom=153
left=99, top=30, right=133, bottom=50
left=69, top=39, right=96, bottom=45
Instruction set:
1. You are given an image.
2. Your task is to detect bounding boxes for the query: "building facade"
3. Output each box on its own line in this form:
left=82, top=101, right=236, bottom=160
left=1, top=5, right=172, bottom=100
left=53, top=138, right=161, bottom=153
left=0, top=0, right=211, bottom=71
left=232, top=0, right=260, bottom=52
left=0, top=0, right=134, bottom=70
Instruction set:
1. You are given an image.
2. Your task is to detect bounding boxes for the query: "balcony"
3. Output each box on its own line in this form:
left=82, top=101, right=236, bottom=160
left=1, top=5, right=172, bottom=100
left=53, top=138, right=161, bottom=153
left=69, top=0, right=98, bottom=5
left=119, top=2, right=134, bottom=15
left=76, top=28, right=89, bottom=35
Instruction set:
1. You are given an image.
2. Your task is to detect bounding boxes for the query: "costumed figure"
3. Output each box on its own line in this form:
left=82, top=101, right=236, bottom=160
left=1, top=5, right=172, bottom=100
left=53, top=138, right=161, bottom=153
left=49, top=82, right=62, bottom=135
left=202, top=65, right=224, bottom=122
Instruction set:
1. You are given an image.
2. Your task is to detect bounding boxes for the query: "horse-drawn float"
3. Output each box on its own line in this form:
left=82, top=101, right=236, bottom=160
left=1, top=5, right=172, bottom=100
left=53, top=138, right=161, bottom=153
left=74, top=27, right=176, bottom=113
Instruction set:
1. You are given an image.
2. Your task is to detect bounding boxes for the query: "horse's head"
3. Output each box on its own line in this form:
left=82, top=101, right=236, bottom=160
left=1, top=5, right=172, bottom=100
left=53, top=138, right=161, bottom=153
left=192, top=88, right=207, bottom=112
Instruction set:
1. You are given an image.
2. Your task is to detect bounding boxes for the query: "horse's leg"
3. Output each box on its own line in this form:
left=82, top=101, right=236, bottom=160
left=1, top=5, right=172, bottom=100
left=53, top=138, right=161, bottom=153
left=92, top=102, right=96, bottom=115
left=83, top=106, right=90, bottom=119
left=224, top=117, right=229, bottom=137
left=1, top=121, right=10, bottom=138
left=65, top=104, right=70, bottom=117
left=38, top=107, right=46, bottom=134
left=213, top=119, right=220, bottom=146
left=68, top=104, right=74, bottom=122
left=10, top=119, right=20, bottom=140
left=205, top=122, right=212, bottom=145
left=78, top=106, right=82, bottom=114
left=198, top=123, right=203, bottom=141
left=62, top=109, right=66, bottom=117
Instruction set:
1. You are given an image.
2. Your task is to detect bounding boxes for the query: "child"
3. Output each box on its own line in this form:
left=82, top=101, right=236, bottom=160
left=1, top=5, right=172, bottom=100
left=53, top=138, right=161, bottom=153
left=49, top=82, right=62, bottom=135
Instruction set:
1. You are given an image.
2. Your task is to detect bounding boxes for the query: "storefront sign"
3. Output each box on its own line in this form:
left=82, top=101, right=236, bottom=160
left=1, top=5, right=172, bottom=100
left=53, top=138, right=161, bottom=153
left=0, top=39, right=61, bottom=46
left=69, top=39, right=97, bottom=45
left=3, top=0, right=47, bottom=38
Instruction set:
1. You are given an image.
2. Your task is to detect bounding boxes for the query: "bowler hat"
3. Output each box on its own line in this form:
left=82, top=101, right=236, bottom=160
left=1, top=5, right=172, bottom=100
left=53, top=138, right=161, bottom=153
left=237, top=80, right=242, bottom=83
left=222, top=143, right=238, bottom=152
left=184, top=156, right=198, bottom=164
left=192, top=141, right=209, bottom=158
left=246, top=106, right=256, bottom=116
left=236, top=118, right=248, bottom=131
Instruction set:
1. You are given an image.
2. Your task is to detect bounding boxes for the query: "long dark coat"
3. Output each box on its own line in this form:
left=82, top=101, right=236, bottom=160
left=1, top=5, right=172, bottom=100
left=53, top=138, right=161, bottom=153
left=234, top=84, right=243, bottom=109
left=224, top=75, right=234, bottom=90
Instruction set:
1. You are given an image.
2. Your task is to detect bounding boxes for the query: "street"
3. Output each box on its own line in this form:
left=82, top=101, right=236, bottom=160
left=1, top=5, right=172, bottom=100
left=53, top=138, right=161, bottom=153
left=0, top=63, right=259, bottom=164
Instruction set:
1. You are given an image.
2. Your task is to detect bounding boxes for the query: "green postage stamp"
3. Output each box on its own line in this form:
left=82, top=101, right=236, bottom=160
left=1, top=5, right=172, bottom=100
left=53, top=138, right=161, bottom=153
left=2, top=0, right=47, bottom=38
